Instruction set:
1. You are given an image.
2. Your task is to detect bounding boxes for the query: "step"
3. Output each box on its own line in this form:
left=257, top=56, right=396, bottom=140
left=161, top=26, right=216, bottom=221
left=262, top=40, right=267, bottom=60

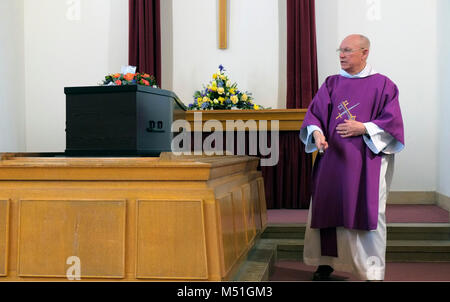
left=259, top=238, right=450, bottom=263
left=267, top=205, right=450, bottom=225
left=388, top=223, right=450, bottom=240
left=232, top=240, right=276, bottom=281
left=387, top=240, right=450, bottom=262
left=262, top=223, right=450, bottom=241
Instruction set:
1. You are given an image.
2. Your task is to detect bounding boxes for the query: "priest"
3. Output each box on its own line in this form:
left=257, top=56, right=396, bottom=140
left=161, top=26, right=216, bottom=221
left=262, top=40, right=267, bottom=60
left=299, top=34, right=405, bottom=281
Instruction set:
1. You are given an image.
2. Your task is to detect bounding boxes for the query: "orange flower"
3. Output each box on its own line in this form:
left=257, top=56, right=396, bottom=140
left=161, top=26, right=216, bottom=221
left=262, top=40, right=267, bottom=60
left=115, top=80, right=122, bottom=86
left=113, top=73, right=121, bottom=79
left=124, top=73, right=135, bottom=82
left=143, top=73, right=150, bottom=78
left=142, top=80, right=150, bottom=86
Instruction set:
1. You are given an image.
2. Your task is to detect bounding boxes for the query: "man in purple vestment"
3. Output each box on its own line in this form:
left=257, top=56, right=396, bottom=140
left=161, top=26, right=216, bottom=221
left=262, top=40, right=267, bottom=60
left=300, top=34, right=404, bottom=281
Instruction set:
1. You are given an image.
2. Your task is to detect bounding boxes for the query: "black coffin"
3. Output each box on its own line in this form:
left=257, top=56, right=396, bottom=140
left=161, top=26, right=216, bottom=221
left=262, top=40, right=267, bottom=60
left=64, top=85, right=186, bottom=156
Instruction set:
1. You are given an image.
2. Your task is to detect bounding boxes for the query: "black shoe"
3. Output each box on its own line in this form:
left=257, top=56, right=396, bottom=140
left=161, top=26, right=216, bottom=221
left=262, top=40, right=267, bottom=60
left=312, top=272, right=331, bottom=281
left=312, top=265, right=334, bottom=281
left=312, top=273, right=347, bottom=281
left=312, top=265, right=347, bottom=281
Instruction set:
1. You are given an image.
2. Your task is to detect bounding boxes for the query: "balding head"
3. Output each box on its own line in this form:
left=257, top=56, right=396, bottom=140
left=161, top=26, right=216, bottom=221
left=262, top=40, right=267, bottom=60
left=341, top=34, right=371, bottom=50
left=358, top=35, right=371, bottom=49
left=338, top=34, right=371, bottom=75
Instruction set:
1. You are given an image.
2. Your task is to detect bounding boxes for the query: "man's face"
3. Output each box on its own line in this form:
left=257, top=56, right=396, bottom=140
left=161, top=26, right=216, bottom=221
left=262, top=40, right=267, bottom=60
left=339, top=36, right=369, bottom=74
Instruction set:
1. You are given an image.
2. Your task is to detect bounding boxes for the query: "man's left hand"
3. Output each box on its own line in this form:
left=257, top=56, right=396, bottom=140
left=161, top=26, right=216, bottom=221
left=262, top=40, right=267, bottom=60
left=336, top=120, right=366, bottom=138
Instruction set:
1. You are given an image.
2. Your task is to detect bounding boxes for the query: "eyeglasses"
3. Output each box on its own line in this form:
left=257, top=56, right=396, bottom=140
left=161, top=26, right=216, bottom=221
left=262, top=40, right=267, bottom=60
left=336, top=48, right=366, bottom=55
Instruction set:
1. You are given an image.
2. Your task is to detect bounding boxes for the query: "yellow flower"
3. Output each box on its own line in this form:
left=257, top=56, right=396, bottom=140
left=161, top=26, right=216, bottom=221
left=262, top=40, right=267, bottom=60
left=229, top=88, right=235, bottom=95
left=242, top=94, right=248, bottom=101
left=212, top=81, right=217, bottom=86
left=214, top=99, right=219, bottom=104
left=220, top=75, right=226, bottom=80
left=197, top=97, right=202, bottom=103
left=203, top=97, right=210, bottom=103
left=226, top=80, right=231, bottom=87
left=218, top=87, right=225, bottom=95
left=231, top=95, right=238, bottom=104
left=211, top=86, right=218, bottom=92
left=218, top=97, right=225, bottom=103
left=254, top=104, right=260, bottom=110
left=213, top=73, right=218, bottom=79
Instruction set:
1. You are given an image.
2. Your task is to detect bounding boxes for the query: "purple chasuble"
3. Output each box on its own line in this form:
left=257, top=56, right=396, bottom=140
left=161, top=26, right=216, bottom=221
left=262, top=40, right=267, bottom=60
left=301, top=74, right=404, bottom=257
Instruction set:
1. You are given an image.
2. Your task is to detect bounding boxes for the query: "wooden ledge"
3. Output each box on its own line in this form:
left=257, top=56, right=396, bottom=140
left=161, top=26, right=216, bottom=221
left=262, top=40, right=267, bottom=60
left=0, top=152, right=260, bottom=182
left=186, top=109, right=307, bottom=131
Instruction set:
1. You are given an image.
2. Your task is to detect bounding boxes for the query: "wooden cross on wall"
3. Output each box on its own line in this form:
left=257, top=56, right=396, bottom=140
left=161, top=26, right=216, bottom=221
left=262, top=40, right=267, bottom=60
left=219, top=0, right=227, bottom=49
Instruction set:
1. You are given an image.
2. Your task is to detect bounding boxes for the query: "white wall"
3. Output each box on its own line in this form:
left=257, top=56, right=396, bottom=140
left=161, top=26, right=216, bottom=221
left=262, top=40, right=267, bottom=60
left=24, top=0, right=128, bottom=152
left=170, top=0, right=280, bottom=109
left=0, top=0, right=26, bottom=152
left=316, top=0, right=440, bottom=192
left=437, top=0, right=450, bottom=197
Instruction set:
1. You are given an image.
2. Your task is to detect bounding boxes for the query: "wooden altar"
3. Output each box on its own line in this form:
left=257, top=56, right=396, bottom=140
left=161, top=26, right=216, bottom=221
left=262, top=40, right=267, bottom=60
left=0, top=153, right=266, bottom=281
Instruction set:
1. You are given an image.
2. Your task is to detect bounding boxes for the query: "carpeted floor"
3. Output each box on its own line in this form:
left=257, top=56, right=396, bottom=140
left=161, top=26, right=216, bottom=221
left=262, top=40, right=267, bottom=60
left=271, top=261, right=450, bottom=281
left=268, top=204, right=450, bottom=281
left=267, top=204, right=450, bottom=224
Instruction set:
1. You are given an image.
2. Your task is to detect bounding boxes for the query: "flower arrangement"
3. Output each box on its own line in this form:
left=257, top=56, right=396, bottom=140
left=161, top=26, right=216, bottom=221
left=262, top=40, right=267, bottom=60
left=188, top=65, right=263, bottom=110
left=102, top=72, right=157, bottom=87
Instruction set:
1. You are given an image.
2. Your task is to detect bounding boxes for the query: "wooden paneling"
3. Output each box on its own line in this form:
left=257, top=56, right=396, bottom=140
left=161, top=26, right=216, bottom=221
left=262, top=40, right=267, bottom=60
left=17, top=200, right=126, bottom=278
left=216, top=194, right=236, bottom=277
left=250, top=180, right=262, bottom=233
left=136, top=199, right=208, bottom=280
left=0, top=154, right=265, bottom=281
left=257, top=178, right=268, bottom=230
left=0, top=200, right=9, bottom=276
left=232, top=189, right=247, bottom=259
left=242, top=184, right=256, bottom=244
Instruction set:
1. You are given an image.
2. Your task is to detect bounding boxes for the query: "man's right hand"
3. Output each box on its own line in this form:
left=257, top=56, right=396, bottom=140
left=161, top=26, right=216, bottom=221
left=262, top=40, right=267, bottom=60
left=313, top=130, right=329, bottom=152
